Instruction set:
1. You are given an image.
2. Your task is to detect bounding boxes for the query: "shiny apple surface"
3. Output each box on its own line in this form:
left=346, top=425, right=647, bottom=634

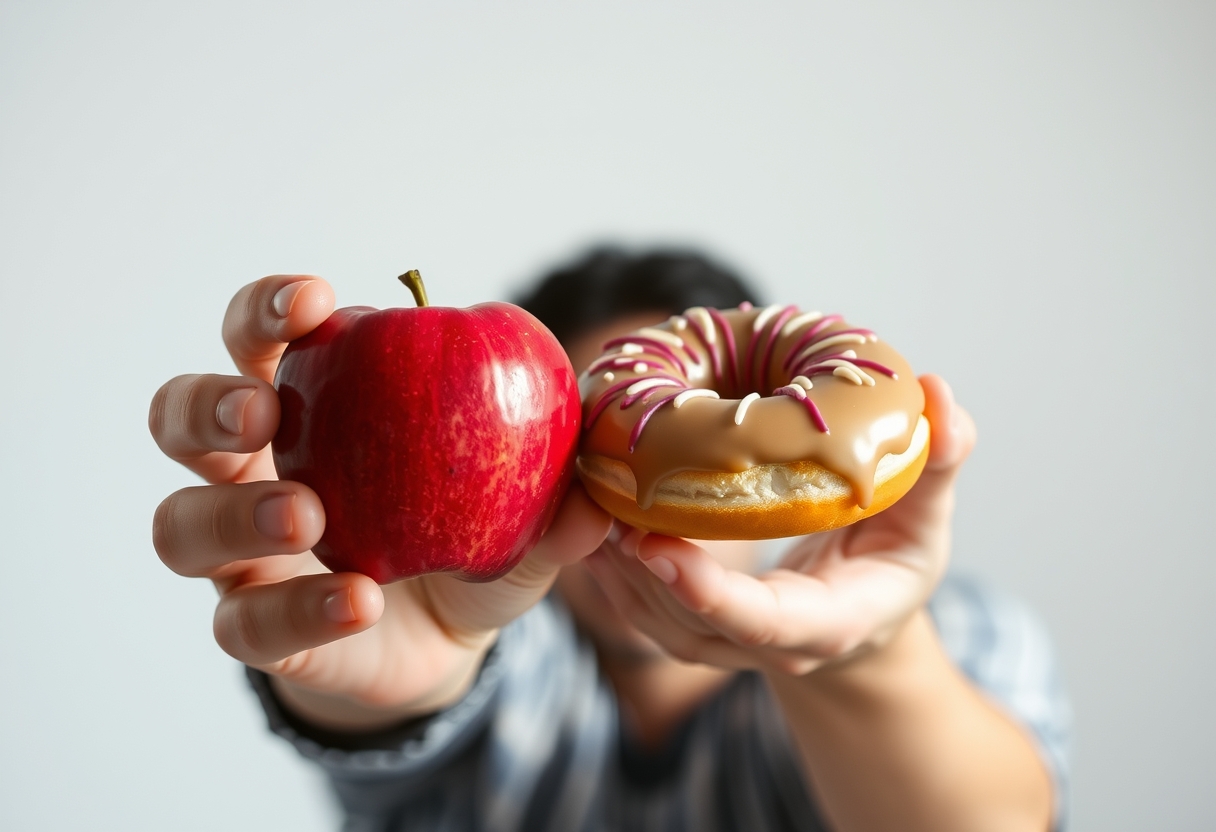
left=273, top=302, right=580, bottom=583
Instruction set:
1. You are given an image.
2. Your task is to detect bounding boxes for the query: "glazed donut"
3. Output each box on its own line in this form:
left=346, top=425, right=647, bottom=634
left=576, top=303, right=929, bottom=539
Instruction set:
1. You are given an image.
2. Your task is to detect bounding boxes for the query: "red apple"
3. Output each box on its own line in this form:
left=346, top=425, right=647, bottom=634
left=271, top=271, right=580, bottom=584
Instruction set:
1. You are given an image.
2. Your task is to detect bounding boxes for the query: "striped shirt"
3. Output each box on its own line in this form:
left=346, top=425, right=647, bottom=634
left=248, top=573, right=1071, bottom=831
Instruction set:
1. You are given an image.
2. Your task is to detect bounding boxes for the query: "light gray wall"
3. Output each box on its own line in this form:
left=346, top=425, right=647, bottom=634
left=1, top=2, right=1212, bottom=830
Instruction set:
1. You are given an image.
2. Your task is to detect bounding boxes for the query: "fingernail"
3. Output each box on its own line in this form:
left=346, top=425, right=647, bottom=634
left=253, top=494, right=295, bottom=540
left=273, top=281, right=309, bottom=317
left=643, top=556, right=679, bottom=585
left=323, top=588, right=357, bottom=624
left=216, top=387, right=257, bottom=435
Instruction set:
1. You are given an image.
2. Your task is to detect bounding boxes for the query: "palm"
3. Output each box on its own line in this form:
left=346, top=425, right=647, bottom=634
left=587, top=374, right=974, bottom=676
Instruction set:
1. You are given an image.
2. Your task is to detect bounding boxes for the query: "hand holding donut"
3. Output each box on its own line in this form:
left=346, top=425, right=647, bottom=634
left=149, top=275, right=610, bottom=730
left=582, top=374, right=975, bottom=676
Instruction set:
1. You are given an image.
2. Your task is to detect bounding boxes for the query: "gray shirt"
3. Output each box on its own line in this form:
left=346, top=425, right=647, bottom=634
left=248, top=573, right=1071, bottom=831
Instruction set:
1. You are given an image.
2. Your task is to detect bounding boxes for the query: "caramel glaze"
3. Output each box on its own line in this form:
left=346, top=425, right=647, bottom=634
left=578, top=304, right=926, bottom=511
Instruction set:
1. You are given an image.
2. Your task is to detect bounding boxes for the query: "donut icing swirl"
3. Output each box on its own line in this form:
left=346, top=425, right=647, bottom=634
left=578, top=304, right=925, bottom=511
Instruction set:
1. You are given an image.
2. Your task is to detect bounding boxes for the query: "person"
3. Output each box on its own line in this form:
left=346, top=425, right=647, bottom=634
left=149, top=248, right=1070, bottom=831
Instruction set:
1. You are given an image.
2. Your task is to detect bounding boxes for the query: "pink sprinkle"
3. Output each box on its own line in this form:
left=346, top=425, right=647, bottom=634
left=601, top=336, right=689, bottom=377
left=757, top=306, right=799, bottom=391
left=775, top=387, right=830, bottom=433
left=586, top=374, right=683, bottom=428
left=781, top=314, right=844, bottom=370
left=783, top=327, right=876, bottom=370
left=628, top=391, right=684, bottom=452
left=621, top=380, right=685, bottom=408
left=739, top=301, right=753, bottom=311
left=847, top=357, right=897, bottom=379
left=706, top=307, right=739, bottom=396
left=793, top=356, right=896, bottom=382
left=585, top=355, right=667, bottom=376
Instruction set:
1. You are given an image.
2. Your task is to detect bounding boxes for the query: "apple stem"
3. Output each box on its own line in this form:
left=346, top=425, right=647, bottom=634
left=398, top=270, right=429, bottom=308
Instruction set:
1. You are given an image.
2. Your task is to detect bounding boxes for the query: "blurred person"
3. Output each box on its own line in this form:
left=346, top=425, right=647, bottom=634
left=149, top=248, right=1069, bottom=831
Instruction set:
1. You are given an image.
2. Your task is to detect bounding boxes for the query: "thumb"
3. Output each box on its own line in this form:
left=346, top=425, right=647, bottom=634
left=421, top=482, right=612, bottom=636
left=507, top=481, right=614, bottom=585
left=873, top=374, right=976, bottom=535
left=919, top=373, right=977, bottom=482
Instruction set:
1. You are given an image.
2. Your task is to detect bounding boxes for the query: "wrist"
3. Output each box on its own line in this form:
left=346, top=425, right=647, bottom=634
left=769, top=608, right=944, bottom=709
left=269, top=629, right=497, bottom=733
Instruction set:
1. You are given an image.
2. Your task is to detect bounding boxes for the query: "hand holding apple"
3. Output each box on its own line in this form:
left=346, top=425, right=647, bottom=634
left=151, top=274, right=610, bottom=731
left=272, top=271, right=582, bottom=584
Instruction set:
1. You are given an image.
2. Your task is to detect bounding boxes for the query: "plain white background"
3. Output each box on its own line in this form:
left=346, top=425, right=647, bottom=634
left=1, top=2, right=1212, bottom=830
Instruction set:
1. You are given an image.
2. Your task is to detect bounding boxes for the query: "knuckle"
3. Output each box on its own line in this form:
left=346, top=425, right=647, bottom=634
left=215, top=597, right=266, bottom=661
left=735, top=624, right=773, bottom=648
left=209, top=490, right=248, bottom=553
left=180, top=375, right=215, bottom=444
left=151, top=495, right=182, bottom=571
left=265, top=649, right=315, bottom=681
left=148, top=375, right=199, bottom=453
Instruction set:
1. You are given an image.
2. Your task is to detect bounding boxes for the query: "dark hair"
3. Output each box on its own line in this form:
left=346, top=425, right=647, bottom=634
left=514, top=247, right=763, bottom=346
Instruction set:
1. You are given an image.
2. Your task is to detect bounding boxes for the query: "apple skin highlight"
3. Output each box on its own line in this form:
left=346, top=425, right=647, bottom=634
left=272, top=297, right=580, bottom=584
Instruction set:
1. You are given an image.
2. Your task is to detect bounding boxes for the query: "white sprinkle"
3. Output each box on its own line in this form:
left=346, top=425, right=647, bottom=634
left=603, top=372, right=615, bottom=382
left=687, top=307, right=715, bottom=344
left=670, top=315, right=688, bottom=331
left=841, top=349, right=857, bottom=359
left=751, top=304, right=783, bottom=333
left=791, top=375, right=814, bottom=390
left=633, top=362, right=647, bottom=373
left=673, top=389, right=720, bottom=408
left=832, top=366, right=865, bottom=385
left=814, top=358, right=875, bottom=386
left=636, top=327, right=686, bottom=348
left=734, top=392, right=761, bottom=425
left=790, top=333, right=869, bottom=366
left=621, top=343, right=644, bottom=355
left=776, top=384, right=807, bottom=399
left=780, top=311, right=824, bottom=338
left=626, top=377, right=682, bottom=396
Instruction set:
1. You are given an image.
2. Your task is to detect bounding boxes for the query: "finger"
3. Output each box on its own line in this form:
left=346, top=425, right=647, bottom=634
left=583, top=547, right=758, bottom=670
left=153, top=481, right=325, bottom=579
left=919, top=374, right=977, bottom=476
left=601, top=532, right=720, bottom=637
left=635, top=534, right=881, bottom=659
left=513, top=483, right=613, bottom=581
left=418, top=483, right=612, bottom=637
left=878, top=374, right=977, bottom=534
left=222, top=276, right=336, bottom=382
left=149, top=373, right=280, bottom=483
left=214, top=572, right=383, bottom=667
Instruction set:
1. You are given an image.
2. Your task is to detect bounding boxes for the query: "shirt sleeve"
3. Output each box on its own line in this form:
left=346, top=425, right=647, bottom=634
left=245, top=630, right=509, bottom=829
left=928, top=573, right=1073, bottom=831
left=244, top=597, right=617, bottom=832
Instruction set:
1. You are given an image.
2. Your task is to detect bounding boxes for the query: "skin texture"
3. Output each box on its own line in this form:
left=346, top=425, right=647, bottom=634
left=150, top=277, right=1053, bottom=830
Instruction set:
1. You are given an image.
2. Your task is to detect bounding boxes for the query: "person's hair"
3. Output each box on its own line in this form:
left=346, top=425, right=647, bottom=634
left=514, top=247, right=763, bottom=346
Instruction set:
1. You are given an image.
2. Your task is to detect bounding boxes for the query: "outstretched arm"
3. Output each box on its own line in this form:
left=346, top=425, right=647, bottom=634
left=586, top=375, right=1055, bottom=832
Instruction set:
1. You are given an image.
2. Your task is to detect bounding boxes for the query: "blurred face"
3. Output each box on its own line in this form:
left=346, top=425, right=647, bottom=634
left=557, top=312, right=762, bottom=662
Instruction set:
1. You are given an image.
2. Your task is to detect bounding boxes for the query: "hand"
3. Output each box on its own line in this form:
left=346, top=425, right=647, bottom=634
left=150, top=275, right=610, bottom=728
left=583, top=374, right=975, bottom=676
